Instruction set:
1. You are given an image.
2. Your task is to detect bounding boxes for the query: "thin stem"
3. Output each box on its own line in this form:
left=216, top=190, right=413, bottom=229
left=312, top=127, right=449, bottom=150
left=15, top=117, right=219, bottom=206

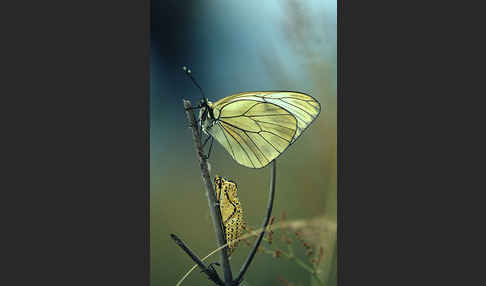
left=182, top=99, right=233, bottom=285
left=234, top=160, right=277, bottom=285
left=176, top=243, right=229, bottom=286
left=170, top=234, right=224, bottom=286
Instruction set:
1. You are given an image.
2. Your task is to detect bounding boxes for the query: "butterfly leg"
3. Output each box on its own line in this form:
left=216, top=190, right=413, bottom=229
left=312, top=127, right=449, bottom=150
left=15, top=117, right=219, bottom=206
left=202, top=134, right=211, bottom=148
left=203, top=136, right=214, bottom=160
left=201, top=136, right=214, bottom=160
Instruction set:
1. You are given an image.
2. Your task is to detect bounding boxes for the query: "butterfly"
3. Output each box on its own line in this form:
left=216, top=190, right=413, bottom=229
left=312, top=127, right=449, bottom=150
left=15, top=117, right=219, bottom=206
left=183, top=66, right=321, bottom=169
left=214, top=175, right=245, bottom=256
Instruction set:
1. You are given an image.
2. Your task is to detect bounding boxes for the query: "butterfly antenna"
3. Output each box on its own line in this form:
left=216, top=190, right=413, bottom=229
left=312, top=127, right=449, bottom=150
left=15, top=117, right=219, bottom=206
left=182, top=66, right=206, bottom=103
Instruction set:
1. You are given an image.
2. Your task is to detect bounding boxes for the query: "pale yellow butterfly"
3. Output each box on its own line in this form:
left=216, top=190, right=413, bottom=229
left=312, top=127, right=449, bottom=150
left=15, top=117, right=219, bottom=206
left=183, top=66, right=321, bottom=168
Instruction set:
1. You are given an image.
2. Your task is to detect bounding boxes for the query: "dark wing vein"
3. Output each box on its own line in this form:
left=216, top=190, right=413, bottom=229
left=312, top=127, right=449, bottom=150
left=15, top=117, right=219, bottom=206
left=218, top=99, right=262, bottom=117
left=242, top=102, right=263, bottom=116
left=281, top=97, right=321, bottom=112
left=220, top=113, right=292, bottom=119
left=260, top=130, right=292, bottom=143
left=280, top=99, right=317, bottom=119
left=250, top=120, right=274, bottom=159
left=243, top=129, right=270, bottom=163
left=251, top=118, right=296, bottom=131
left=219, top=119, right=292, bottom=143
left=216, top=122, right=236, bottom=160
left=258, top=132, right=282, bottom=153
left=223, top=123, right=265, bottom=167
left=219, top=122, right=256, bottom=168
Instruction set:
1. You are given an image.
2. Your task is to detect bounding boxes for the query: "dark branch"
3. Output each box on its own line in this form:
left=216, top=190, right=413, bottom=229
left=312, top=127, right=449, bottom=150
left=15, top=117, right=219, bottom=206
left=234, top=160, right=277, bottom=285
left=182, top=99, right=234, bottom=285
left=171, top=234, right=224, bottom=286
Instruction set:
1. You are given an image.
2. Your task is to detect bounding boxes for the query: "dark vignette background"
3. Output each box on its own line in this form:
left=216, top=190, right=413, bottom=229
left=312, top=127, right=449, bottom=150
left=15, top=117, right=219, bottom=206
left=5, top=0, right=458, bottom=285
left=3, top=1, right=150, bottom=286
left=12, top=0, right=451, bottom=285
left=151, top=1, right=337, bottom=285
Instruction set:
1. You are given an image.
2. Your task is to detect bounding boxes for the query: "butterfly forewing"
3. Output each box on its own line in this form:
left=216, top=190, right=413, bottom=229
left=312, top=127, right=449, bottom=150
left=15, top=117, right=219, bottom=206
left=206, top=91, right=320, bottom=168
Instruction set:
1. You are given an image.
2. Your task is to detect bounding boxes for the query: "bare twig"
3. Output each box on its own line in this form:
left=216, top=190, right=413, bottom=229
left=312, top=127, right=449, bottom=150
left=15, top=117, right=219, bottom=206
left=234, top=160, right=277, bottom=285
left=182, top=99, right=233, bottom=285
left=171, top=234, right=224, bottom=285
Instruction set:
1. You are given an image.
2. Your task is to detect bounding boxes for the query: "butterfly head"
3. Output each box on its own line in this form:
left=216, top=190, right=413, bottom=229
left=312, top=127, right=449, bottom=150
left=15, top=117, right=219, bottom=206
left=198, top=98, right=214, bottom=134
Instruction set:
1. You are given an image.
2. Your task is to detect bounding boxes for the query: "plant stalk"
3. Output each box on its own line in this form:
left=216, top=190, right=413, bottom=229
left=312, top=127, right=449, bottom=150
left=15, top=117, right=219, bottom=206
left=182, top=99, right=233, bottom=285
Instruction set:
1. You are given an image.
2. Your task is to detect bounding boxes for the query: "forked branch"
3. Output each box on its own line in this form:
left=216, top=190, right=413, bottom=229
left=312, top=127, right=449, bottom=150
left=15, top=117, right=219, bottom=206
left=181, top=99, right=233, bottom=285
left=179, top=98, right=277, bottom=286
left=170, top=234, right=224, bottom=285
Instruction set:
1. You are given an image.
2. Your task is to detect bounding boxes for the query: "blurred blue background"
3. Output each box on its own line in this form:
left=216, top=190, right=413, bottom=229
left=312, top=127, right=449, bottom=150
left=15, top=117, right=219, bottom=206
left=151, top=1, right=337, bottom=285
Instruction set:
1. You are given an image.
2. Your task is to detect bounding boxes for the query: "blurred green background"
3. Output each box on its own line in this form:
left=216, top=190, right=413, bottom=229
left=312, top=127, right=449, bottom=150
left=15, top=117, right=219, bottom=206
left=151, top=1, right=336, bottom=285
